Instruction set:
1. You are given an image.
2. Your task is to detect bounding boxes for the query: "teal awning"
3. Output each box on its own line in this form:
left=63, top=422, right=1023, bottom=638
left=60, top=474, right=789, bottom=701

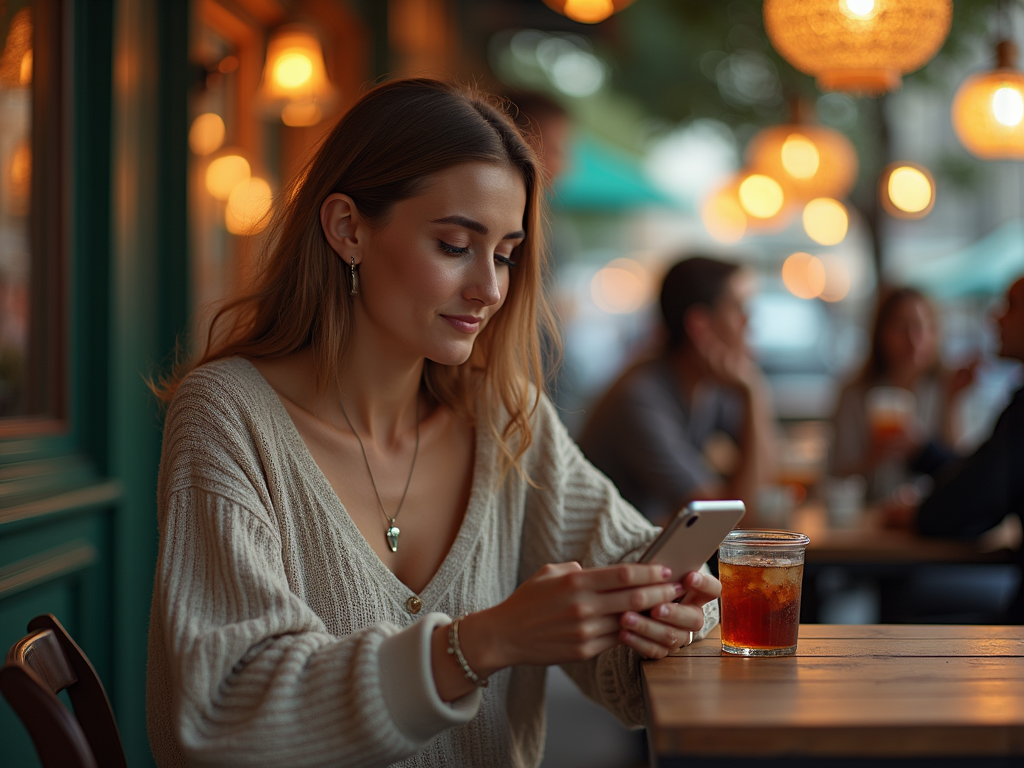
left=903, top=219, right=1024, bottom=299
left=551, top=133, right=680, bottom=212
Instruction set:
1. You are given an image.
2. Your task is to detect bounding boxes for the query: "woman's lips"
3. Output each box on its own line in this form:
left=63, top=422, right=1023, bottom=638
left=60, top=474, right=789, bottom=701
left=441, top=314, right=483, bottom=334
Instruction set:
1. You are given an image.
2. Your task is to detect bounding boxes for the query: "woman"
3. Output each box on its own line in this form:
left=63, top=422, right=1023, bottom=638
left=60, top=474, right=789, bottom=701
left=831, top=287, right=973, bottom=497
left=147, top=79, right=720, bottom=768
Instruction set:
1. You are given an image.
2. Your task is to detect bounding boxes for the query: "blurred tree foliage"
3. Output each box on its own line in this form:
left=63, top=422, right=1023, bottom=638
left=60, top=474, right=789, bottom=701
left=606, top=0, right=1004, bottom=128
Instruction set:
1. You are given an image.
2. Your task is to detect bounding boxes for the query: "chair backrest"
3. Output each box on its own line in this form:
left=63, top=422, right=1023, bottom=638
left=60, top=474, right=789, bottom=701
left=0, top=614, right=127, bottom=768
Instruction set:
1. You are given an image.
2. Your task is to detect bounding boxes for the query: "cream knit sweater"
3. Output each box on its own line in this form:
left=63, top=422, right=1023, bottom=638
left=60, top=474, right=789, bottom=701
left=147, top=357, right=718, bottom=767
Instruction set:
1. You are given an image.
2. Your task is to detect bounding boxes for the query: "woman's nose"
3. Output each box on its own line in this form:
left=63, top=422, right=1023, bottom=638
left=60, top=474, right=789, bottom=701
left=465, top=259, right=501, bottom=306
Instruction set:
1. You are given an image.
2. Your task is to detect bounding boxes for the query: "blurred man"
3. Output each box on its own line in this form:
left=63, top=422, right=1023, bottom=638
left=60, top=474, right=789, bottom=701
left=579, top=256, right=776, bottom=526
left=905, top=276, right=1024, bottom=622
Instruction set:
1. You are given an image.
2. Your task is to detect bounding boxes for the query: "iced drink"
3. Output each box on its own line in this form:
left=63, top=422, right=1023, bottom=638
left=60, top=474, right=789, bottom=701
left=718, top=530, right=810, bottom=657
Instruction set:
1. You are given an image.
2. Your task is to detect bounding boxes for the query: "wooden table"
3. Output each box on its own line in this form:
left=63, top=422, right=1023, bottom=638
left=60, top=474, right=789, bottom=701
left=642, top=624, right=1024, bottom=767
left=793, top=504, right=1019, bottom=565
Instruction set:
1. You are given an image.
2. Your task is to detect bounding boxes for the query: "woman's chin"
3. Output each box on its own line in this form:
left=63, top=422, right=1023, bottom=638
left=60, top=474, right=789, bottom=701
left=425, top=340, right=476, bottom=367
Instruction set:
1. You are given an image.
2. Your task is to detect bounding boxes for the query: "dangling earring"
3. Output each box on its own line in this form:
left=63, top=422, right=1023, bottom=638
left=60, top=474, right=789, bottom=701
left=349, top=257, right=359, bottom=296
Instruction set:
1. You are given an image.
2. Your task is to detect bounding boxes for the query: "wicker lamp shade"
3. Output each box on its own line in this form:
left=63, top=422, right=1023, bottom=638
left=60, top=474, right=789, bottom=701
left=746, top=124, right=858, bottom=201
left=952, top=42, right=1024, bottom=160
left=541, top=0, right=636, bottom=23
left=763, top=0, right=952, bottom=94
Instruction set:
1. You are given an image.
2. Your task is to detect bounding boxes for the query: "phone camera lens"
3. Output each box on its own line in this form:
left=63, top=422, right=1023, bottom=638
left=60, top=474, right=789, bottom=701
left=685, top=515, right=698, bottom=528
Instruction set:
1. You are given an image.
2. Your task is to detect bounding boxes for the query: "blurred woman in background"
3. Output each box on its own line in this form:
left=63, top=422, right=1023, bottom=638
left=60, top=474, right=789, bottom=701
left=831, top=287, right=974, bottom=499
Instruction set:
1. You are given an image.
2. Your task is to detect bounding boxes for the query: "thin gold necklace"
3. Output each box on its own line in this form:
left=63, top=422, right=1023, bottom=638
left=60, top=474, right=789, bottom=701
left=338, top=395, right=420, bottom=553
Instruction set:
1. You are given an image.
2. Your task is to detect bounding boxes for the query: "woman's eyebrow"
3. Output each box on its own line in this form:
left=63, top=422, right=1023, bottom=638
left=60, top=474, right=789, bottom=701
left=431, top=215, right=525, bottom=240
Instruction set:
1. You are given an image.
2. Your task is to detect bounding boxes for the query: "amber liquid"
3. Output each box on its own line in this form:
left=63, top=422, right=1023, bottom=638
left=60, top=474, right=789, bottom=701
left=719, top=561, right=803, bottom=652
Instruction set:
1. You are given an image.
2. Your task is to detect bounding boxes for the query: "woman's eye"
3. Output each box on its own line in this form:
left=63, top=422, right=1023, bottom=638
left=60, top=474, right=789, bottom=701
left=438, top=240, right=470, bottom=255
left=495, top=254, right=518, bottom=268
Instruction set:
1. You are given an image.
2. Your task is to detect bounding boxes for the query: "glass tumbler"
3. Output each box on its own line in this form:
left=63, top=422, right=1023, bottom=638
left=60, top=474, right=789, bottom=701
left=718, top=530, right=810, bottom=657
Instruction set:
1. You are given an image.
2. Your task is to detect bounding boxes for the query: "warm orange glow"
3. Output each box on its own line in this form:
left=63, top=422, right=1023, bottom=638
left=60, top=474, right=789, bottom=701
left=591, top=258, right=649, bottom=313
left=542, top=0, right=636, bottom=24
left=780, top=134, right=820, bottom=179
left=7, top=141, right=30, bottom=216
left=701, top=187, right=748, bottom=244
left=260, top=25, right=335, bottom=126
left=953, top=70, right=1024, bottom=160
left=273, top=52, right=313, bottom=89
left=282, top=100, right=323, bottom=127
left=747, top=124, right=858, bottom=200
left=738, top=174, right=785, bottom=219
left=802, top=198, right=849, bottom=245
left=19, top=49, right=31, bottom=86
left=226, top=177, right=273, bottom=235
left=763, top=0, right=952, bottom=94
left=782, top=252, right=826, bottom=300
left=205, top=154, right=251, bottom=200
left=0, top=9, right=32, bottom=89
left=881, top=163, right=934, bottom=218
left=189, top=113, right=226, bottom=156
left=564, top=0, right=614, bottom=22
left=819, top=254, right=852, bottom=302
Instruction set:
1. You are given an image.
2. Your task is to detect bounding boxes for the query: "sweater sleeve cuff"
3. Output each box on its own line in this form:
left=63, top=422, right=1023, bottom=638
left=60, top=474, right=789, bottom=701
left=377, top=612, right=482, bottom=744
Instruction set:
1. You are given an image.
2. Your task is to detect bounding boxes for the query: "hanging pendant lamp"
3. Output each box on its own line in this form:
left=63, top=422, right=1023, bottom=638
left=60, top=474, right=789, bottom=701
left=763, top=0, right=952, bottom=94
left=952, top=41, right=1024, bottom=160
left=542, top=0, right=636, bottom=24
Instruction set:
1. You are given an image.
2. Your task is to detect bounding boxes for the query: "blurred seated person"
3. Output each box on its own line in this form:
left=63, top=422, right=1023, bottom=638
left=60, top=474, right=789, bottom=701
left=831, top=287, right=974, bottom=499
left=579, top=257, right=776, bottom=526
left=888, top=276, right=1024, bottom=623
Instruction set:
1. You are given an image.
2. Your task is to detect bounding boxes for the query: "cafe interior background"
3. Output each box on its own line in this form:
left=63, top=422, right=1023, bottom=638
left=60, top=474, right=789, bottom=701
left=1, top=0, right=1023, bottom=765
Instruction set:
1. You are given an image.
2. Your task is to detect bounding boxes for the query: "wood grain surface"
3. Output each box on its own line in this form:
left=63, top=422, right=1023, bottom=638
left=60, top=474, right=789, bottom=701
left=643, top=625, right=1024, bottom=757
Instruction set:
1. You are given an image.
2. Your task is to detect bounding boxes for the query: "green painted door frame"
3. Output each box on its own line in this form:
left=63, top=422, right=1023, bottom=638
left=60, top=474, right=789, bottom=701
left=0, top=1, right=188, bottom=766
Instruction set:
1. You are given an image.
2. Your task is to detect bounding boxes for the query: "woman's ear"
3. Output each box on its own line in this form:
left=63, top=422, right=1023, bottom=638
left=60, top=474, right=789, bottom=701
left=320, top=193, right=365, bottom=263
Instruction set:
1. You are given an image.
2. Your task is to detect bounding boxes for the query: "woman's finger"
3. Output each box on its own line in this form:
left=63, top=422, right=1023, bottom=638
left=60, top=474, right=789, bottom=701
left=595, top=581, right=684, bottom=616
left=643, top=602, right=706, bottom=634
left=678, top=570, right=721, bottom=607
left=619, top=628, right=672, bottom=660
left=565, top=563, right=675, bottom=593
left=620, top=609, right=696, bottom=649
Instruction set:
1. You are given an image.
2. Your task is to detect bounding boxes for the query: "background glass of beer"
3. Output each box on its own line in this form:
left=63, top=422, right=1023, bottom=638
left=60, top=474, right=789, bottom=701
left=718, top=530, right=810, bottom=657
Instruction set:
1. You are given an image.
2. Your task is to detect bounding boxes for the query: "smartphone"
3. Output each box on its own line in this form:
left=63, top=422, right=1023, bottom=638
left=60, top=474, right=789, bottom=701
left=636, top=500, right=745, bottom=575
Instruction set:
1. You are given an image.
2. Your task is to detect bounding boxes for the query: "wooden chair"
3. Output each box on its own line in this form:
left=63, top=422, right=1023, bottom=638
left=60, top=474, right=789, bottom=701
left=0, top=614, right=127, bottom=768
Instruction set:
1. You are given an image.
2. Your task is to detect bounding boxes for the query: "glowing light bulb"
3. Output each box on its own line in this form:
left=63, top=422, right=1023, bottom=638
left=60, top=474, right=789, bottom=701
left=738, top=174, right=785, bottom=219
left=802, top=198, right=849, bottom=245
left=226, top=177, right=273, bottom=235
left=842, top=0, right=877, bottom=19
left=992, top=86, right=1024, bottom=127
left=205, top=155, right=251, bottom=200
left=781, top=134, right=820, bottom=179
left=887, top=166, right=932, bottom=214
left=782, top=252, right=826, bottom=300
left=189, top=113, right=226, bottom=156
left=19, top=49, right=31, bottom=86
left=563, top=0, right=615, bottom=23
left=273, top=52, right=313, bottom=89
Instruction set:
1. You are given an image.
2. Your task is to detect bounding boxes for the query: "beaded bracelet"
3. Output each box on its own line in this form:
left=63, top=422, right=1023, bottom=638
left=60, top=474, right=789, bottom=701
left=447, top=615, right=488, bottom=688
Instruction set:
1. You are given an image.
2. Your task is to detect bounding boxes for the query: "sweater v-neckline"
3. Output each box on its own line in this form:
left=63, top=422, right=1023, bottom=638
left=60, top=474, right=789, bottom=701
left=237, top=357, right=492, bottom=610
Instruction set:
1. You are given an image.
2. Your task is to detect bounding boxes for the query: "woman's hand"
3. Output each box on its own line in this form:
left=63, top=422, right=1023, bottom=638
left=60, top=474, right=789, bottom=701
left=617, top=570, right=722, bottom=659
left=461, top=561, right=684, bottom=674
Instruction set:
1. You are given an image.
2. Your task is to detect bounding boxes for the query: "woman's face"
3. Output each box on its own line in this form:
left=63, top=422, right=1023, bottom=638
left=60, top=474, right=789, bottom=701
left=355, top=162, right=527, bottom=366
left=880, top=297, right=938, bottom=374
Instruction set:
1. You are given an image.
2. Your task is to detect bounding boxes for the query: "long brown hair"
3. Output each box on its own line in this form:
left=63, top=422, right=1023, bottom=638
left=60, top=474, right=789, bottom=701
left=155, top=78, right=557, bottom=477
left=859, top=286, right=939, bottom=384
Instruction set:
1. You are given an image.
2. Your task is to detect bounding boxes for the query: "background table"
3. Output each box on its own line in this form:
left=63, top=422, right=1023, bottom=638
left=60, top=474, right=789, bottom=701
left=642, top=624, right=1024, bottom=767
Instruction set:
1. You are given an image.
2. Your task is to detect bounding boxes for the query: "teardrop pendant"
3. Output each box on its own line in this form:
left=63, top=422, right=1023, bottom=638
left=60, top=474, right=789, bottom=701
left=386, top=521, right=400, bottom=552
